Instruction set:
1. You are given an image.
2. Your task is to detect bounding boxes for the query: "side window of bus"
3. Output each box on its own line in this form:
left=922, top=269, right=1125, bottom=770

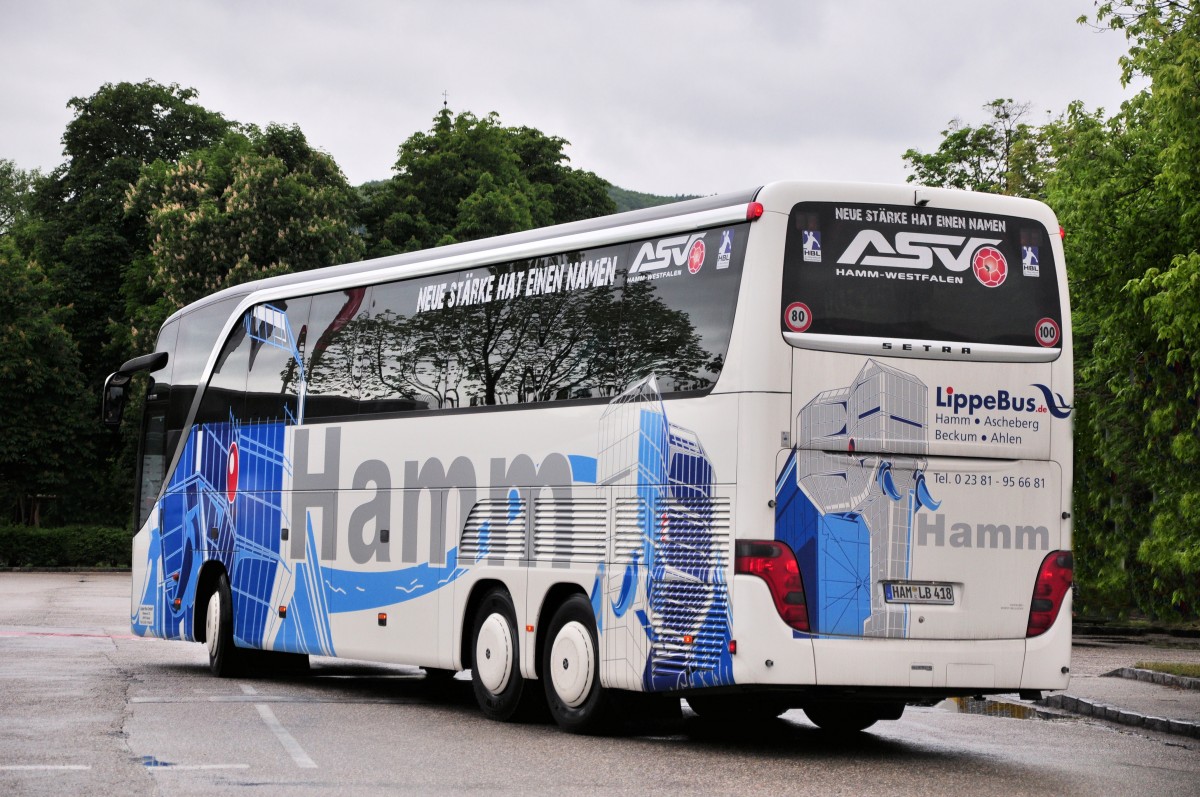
left=357, top=280, right=453, bottom=413
left=148, top=320, right=179, bottom=394
left=615, top=225, right=746, bottom=394
left=244, top=297, right=311, bottom=424
left=135, top=324, right=177, bottom=524
left=198, top=313, right=251, bottom=425
left=168, top=298, right=242, bottom=431
left=304, top=288, right=369, bottom=420
left=350, top=229, right=745, bottom=414
left=491, top=256, right=621, bottom=404
left=137, top=407, right=167, bottom=528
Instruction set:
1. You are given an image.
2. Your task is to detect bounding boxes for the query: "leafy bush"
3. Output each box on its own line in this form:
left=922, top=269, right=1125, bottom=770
left=0, top=525, right=131, bottom=568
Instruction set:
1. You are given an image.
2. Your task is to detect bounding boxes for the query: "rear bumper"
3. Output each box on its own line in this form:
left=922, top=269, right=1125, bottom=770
left=728, top=574, right=1072, bottom=697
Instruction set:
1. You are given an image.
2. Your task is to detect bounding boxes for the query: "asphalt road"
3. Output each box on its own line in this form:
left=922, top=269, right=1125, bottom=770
left=2, top=572, right=1197, bottom=797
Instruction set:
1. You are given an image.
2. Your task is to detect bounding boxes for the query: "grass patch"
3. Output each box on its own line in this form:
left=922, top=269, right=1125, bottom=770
left=1134, top=661, right=1200, bottom=679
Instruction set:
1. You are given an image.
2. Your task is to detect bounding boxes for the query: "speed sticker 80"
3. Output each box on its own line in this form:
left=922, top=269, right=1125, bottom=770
left=785, top=302, right=812, bottom=333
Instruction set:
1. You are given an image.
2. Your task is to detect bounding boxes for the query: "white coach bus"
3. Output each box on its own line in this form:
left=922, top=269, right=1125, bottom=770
left=105, top=181, right=1074, bottom=733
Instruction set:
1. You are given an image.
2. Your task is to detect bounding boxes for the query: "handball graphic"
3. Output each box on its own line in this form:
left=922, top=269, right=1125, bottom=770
left=687, top=239, right=705, bottom=274
left=972, top=246, right=1007, bottom=288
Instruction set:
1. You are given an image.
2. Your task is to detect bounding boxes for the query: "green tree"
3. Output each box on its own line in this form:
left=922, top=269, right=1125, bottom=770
left=903, top=98, right=1050, bottom=198
left=900, top=2, right=1200, bottom=618
left=1072, top=0, right=1200, bottom=616
left=1028, top=0, right=1200, bottom=618
left=13, top=81, right=229, bottom=525
left=1042, top=96, right=1168, bottom=617
left=0, top=240, right=92, bottom=525
left=0, top=159, right=38, bottom=235
left=362, top=108, right=615, bottom=256
left=25, top=81, right=230, bottom=388
left=123, top=124, right=366, bottom=352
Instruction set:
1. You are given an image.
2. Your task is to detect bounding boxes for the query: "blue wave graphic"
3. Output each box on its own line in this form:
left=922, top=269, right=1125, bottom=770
left=1031, top=383, right=1073, bottom=419
left=320, top=548, right=467, bottom=614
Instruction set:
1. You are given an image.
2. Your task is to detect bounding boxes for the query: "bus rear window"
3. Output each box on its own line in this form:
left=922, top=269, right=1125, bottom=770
left=780, top=201, right=1062, bottom=355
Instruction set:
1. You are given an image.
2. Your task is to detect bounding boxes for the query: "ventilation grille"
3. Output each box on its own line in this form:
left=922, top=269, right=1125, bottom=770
left=613, top=498, right=648, bottom=564
left=649, top=579, right=731, bottom=678
left=533, top=499, right=607, bottom=562
left=655, top=497, right=731, bottom=573
left=647, top=495, right=732, bottom=684
left=460, top=498, right=527, bottom=561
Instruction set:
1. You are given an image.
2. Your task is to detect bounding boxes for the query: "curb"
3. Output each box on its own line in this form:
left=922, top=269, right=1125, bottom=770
left=1074, top=625, right=1200, bottom=639
left=1103, top=667, right=1200, bottom=691
left=1038, top=693, right=1200, bottom=738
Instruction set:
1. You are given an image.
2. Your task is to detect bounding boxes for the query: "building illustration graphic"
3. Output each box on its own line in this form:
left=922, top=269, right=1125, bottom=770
left=775, top=360, right=940, bottom=638
left=597, top=376, right=734, bottom=692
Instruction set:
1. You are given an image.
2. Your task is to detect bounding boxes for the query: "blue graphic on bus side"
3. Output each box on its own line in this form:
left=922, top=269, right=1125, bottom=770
left=598, top=376, right=734, bottom=692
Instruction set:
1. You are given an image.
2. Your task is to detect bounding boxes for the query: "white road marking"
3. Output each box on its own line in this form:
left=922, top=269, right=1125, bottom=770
left=147, top=764, right=251, bottom=771
left=254, top=704, right=317, bottom=769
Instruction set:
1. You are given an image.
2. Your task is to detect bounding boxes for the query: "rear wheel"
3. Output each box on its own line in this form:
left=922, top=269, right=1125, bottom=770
left=471, top=590, right=538, bottom=721
left=205, top=572, right=245, bottom=678
left=803, top=702, right=904, bottom=733
left=542, top=595, right=611, bottom=734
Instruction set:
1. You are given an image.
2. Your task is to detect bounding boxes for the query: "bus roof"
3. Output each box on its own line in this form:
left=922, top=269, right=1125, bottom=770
left=163, top=186, right=763, bottom=326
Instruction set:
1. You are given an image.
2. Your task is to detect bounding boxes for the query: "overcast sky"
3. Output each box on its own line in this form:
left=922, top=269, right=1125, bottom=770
left=2, top=1, right=1142, bottom=197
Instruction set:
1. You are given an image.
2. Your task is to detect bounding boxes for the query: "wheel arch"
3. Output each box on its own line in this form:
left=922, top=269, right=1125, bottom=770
left=192, top=560, right=228, bottom=643
left=459, top=578, right=509, bottom=669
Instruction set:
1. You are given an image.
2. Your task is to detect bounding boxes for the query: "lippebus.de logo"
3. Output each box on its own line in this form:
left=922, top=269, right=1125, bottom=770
left=936, top=384, right=1072, bottom=419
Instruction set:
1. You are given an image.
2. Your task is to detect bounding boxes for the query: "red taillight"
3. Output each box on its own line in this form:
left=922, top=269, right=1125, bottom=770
left=1026, top=551, right=1073, bottom=637
left=746, top=201, right=764, bottom=221
left=735, top=540, right=809, bottom=632
left=1058, top=226, right=1066, bottom=239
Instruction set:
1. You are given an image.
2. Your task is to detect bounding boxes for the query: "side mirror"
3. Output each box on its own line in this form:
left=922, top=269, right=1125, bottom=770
left=102, top=372, right=131, bottom=427
left=101, top=351, right=169, bottom=428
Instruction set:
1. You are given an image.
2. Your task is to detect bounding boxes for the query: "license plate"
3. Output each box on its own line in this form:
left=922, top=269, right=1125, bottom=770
left=883, top=581, right=954, bottom=605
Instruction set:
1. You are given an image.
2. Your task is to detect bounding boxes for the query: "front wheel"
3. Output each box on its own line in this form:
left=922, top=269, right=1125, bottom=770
left=542, top=594, right=611, bottom=734
left=205, top=572, right=245, bottom=678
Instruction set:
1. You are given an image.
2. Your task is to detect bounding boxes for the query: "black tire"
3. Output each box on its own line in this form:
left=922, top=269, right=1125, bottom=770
left=470, top=590, right=537, bottom=721
left=542, top=594, right=611, bottom=734
left=803, top=702, right=903, bottom=733
left=686, top=693, right=789, bottom=721
left=205, top=572, right=245, bottom=678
